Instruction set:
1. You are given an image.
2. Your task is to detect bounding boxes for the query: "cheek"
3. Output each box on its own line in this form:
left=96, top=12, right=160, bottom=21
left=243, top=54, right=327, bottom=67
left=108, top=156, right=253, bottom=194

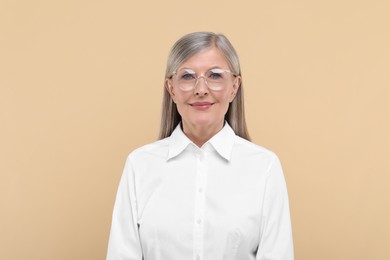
left=172, top=90, right=188, bottom=103
left=217, top=91, right=234, bottom=104
left=173, top=93, right=191, bottom=113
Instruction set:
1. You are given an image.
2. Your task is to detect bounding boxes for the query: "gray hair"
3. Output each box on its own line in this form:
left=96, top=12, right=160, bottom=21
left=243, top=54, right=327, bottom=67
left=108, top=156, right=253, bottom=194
left=159, top=32, right=250, bottom=140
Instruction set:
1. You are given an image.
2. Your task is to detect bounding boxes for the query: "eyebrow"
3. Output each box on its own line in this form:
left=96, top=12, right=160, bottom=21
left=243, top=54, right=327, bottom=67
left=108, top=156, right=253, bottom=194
left=178, top=66, right=224, bottom=72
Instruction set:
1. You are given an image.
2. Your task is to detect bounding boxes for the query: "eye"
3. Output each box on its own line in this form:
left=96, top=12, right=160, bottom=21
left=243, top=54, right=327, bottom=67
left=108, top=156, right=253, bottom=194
left=177, top=69, right=196, bottom=81
left=208, top=69, right=225, bottom=79
left=181, top=73, right=196, bottom=80
left=209, top=72, right=223, bottom=79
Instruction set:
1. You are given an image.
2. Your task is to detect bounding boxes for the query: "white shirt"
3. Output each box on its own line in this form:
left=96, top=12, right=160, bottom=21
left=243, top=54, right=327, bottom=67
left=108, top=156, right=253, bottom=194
left=107, top=123, right=294, bottom=260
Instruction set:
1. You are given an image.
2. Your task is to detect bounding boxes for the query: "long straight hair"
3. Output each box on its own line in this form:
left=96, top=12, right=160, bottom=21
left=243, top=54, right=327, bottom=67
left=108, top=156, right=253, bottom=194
left=158, top=32, right=250, bottom=140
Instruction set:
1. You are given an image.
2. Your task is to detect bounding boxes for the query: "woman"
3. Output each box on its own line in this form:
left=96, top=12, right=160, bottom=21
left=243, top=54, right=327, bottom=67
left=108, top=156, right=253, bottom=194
left=107, top=32, right=294, bottom=260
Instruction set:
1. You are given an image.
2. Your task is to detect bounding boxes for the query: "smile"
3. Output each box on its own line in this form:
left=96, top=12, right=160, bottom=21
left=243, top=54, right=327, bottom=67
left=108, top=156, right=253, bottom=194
left=190, top=102, right=214, bottom=110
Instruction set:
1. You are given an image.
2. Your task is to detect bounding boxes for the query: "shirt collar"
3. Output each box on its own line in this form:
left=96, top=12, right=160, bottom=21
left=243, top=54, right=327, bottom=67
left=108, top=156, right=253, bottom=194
left=167, top=122, right=236, bottom=161
left=167, top=123, right=193, bottom=160
left=208, top=122, right=236, bottom=161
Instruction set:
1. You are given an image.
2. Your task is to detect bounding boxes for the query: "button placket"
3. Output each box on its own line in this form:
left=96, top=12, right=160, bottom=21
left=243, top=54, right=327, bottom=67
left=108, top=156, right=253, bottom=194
left=193, top=150, right=207, bottom=260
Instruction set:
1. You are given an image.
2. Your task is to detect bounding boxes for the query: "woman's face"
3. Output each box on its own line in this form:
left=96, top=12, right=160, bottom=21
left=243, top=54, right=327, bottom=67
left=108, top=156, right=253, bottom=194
left=166, top=47, right=240, bottom=133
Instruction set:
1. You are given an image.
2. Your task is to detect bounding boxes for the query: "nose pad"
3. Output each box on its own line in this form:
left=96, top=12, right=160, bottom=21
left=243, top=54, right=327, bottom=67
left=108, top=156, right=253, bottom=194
left=194, top=77, right=208, bottom=95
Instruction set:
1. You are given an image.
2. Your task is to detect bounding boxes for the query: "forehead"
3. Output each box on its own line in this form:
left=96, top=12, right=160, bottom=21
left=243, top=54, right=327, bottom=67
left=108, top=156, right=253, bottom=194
left=178, top=47, right=229, bottom=71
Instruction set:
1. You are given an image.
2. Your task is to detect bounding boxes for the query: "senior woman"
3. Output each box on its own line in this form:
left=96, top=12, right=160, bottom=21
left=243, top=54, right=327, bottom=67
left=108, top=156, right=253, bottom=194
left=107, top=32, right=294, bottom=260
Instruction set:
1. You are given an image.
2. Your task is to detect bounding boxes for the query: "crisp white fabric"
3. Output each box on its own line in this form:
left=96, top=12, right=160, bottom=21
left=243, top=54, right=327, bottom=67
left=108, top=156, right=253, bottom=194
left=107, top=123, right=294, bottom=260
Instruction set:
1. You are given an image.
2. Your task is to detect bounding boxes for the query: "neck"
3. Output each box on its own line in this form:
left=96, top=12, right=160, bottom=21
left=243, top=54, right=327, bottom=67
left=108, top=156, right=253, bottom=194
left=182, top=120, right=224, bottom=147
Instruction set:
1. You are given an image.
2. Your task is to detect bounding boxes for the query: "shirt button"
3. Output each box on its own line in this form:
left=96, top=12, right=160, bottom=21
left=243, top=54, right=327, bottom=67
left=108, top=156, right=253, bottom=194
left=196, top=152, right=204, bottom=161
left=197, top=219, right=202, bottom=224
left=196, top=254, right=200, bottom=260
left=198, top=187, right=203, bottom=193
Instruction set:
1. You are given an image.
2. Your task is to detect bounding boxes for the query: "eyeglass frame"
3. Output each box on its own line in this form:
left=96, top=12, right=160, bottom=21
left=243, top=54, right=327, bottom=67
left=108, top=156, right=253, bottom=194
left=168, top=68, right=239, bottom=92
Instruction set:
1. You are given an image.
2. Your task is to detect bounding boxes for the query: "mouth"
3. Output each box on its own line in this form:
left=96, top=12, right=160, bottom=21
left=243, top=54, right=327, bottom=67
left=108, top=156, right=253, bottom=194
left=190, top=102, right=214, bottom=110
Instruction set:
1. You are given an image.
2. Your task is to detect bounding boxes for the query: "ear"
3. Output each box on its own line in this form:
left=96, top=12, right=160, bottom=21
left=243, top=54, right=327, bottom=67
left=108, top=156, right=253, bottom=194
left=229, top=76, right=241, bottom=102
left=165, top=79, right=176, bottom=103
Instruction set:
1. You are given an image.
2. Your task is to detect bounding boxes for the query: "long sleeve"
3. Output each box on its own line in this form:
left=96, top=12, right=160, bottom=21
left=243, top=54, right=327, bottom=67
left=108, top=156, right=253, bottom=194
left=107, top=155, right=143, bottom=260
left=256, top=155, right=294, bottom=260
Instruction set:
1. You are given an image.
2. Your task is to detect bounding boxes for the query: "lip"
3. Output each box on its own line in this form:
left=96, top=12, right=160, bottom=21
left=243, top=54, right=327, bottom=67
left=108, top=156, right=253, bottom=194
left=190, top=102, right=214, bottom=110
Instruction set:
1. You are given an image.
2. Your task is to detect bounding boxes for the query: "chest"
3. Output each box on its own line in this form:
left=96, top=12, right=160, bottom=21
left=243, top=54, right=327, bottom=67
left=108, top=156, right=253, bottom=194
left=135, top=154, right=268, bottom=244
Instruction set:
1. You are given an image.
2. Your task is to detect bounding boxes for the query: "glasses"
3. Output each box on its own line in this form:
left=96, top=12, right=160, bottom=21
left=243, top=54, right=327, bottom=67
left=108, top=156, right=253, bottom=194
left=171, top=68, right=236, bottom=92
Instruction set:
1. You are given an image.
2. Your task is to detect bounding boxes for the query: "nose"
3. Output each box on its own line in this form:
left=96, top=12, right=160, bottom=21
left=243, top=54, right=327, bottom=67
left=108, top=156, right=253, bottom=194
left=194, top=76, right=209, bottom=96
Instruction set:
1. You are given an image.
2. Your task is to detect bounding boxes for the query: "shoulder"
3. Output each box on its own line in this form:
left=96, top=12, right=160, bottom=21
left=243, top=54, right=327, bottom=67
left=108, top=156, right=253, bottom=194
left=233, top=135, right=279, bottom=164
left=126, top=137, right=170, bottom=162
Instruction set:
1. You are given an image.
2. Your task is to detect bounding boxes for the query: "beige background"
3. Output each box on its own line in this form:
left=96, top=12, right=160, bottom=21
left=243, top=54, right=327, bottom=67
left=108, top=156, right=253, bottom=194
left=1, top=0, right=389, bottom=259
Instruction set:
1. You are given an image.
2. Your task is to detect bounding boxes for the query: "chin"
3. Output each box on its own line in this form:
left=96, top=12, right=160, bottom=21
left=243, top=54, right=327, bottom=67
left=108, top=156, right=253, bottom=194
left=193, top=117, right=213, bottom=126
left=192, top=116, right=223, bottom=127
